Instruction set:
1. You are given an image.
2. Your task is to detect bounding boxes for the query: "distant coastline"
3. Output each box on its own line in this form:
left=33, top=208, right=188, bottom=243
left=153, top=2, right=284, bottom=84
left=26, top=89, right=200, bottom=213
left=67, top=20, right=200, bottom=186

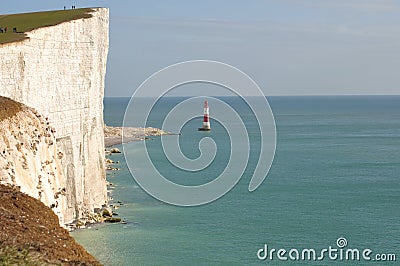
left=104, top=125, right=173, bottom=147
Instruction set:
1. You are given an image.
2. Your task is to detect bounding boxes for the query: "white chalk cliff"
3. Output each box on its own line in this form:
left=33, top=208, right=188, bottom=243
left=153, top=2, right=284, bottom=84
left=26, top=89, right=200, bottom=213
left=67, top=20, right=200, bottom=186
left=0, top=97, right=68, bottom=222
left=0, top=8, right=109, bottom=224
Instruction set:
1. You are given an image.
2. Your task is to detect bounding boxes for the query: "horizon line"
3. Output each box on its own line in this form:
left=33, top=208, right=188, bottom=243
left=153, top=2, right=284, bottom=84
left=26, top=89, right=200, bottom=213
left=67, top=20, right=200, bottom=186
left=104, top=94, right=400, bottom=98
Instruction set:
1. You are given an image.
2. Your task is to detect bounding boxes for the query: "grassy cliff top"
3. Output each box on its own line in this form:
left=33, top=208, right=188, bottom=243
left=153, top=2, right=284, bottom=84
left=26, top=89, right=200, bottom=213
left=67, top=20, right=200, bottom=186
left=0, top=8, right=95, bottom=45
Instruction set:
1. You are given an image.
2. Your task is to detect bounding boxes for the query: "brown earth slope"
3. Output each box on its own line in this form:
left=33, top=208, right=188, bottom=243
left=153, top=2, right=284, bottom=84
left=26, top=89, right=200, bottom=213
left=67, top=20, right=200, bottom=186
left=0, top=184, right=101, bottom=265
left=0, top=97, right=23, bottom=121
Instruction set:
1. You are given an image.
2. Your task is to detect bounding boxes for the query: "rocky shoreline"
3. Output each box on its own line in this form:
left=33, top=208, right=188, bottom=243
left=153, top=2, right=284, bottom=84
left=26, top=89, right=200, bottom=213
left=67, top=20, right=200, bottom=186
left=68, top=125, right=171, bottom=230
left=66, top=154, right=124, bottom=230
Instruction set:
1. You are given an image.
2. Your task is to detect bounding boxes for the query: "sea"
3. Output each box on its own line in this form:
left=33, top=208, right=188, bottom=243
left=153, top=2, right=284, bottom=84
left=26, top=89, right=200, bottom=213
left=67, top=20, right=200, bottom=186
left=71, top=96, right=400, bottom=265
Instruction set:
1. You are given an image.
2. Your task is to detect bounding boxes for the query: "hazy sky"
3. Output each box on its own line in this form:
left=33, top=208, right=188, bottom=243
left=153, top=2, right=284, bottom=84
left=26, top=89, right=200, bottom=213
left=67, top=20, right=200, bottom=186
left=2, top=0, right=400, bottom=96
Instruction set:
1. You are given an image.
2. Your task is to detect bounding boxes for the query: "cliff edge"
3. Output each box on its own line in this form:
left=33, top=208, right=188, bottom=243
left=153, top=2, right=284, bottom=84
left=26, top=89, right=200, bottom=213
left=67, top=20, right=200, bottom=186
left=0, top=8, right=109, bottom=224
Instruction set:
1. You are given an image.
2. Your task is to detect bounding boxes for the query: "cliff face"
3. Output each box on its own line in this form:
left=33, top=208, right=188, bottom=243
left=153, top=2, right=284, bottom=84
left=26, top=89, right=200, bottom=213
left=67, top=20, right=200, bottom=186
left=0, top=8, right=109, bottom=224
left=0, top=97, right=66, bottom=222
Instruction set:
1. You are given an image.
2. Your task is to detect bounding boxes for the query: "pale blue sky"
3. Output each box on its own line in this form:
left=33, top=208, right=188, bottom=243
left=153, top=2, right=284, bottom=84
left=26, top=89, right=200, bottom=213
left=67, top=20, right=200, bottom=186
left=2, top=0, right=400, bottom=96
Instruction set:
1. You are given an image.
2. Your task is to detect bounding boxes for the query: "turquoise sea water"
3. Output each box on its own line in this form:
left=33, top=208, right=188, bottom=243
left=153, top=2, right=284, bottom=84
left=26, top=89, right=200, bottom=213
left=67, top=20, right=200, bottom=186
left=72, top=96, right=400, bottom=265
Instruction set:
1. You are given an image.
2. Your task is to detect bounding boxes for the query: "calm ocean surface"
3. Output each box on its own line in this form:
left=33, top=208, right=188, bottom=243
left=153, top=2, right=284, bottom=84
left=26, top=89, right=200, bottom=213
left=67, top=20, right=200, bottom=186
left=72, top=96, right=400, bottom=265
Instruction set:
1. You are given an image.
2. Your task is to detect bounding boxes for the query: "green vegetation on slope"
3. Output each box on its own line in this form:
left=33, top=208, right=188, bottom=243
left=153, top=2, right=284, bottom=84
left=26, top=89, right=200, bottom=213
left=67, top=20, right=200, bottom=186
left=0, top=8, right=94, bottom=45
left=0, top=246, right=48, bottom=266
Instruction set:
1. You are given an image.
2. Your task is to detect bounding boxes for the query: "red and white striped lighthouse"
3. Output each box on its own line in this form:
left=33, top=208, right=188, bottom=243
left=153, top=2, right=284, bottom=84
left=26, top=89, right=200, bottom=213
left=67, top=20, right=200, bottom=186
left=198, top=100, right=211, bottom=131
